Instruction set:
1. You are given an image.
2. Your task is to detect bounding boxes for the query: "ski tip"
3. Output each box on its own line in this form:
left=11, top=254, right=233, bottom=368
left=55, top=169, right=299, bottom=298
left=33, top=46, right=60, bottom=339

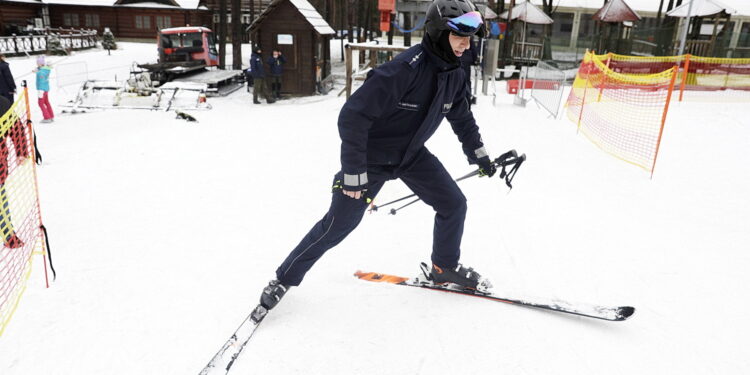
left=616, top=306, right=636, bottom=321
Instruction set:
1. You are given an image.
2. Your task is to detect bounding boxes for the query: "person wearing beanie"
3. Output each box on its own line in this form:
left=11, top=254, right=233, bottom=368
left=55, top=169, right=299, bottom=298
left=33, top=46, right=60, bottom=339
left=254, top=0, right=496, bottom=315
left=34, top=55, right=54, bottom=123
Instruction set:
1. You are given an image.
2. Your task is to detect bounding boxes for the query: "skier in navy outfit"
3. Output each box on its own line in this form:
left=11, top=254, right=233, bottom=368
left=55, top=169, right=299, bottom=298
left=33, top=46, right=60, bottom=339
left=259, top=0, right=496, bottom=310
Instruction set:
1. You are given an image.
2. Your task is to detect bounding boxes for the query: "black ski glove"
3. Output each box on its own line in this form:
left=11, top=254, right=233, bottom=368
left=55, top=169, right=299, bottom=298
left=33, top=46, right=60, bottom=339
left=477, top=156, right=497, bottom=178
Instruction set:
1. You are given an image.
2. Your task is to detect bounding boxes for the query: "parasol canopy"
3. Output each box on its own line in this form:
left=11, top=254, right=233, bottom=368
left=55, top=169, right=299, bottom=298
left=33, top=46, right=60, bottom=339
left=666, top=0, right=737, bottom=18
left=499, top=1, right=554, bottom=25
left=592, top=0, right=642, bottom=22
left=477, top=4, right=499, bottom=20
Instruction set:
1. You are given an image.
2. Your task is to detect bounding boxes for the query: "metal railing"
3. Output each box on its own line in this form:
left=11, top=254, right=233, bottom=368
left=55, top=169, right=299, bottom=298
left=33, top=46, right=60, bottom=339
left=673, top=40, right=713, bottom=57
left=511, top=41, right=544, bottom=63
left=0, top=28, right=98, bottom=56
left=529, top=60, right=567, bottom=118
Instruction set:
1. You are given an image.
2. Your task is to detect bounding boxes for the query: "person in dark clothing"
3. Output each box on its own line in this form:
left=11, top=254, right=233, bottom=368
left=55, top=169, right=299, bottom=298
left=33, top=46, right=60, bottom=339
left=0, top=94, right=27, bottom=249
left=0, top=95, right=9, bottom=117
left=244, top=67, right=253, bottom=92
left=266, top=49, right=286, bottom=100
left=258, top=0, right=496, bottom=312
left=249, top=48, right=274, bottom=104
left=0, top=55, right=17, bottom=103
left=459, top=38, right=479, bottom=105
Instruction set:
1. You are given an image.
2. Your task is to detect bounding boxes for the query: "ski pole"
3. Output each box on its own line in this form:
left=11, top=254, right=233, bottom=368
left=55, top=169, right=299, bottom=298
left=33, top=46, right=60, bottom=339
left=387, top=197, right=422, bottom=215
left=369, top=166, right=486, bottom=213
left=369, top=149, right=526, bottom=214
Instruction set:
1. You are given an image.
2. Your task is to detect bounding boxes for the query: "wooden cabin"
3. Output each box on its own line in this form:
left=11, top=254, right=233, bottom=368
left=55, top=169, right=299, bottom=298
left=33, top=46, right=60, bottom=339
left=0, top=0, right=211, bottom=39
left=247, top=0, right=335, bottom=96
left=0, top=0, right=45, bottom=36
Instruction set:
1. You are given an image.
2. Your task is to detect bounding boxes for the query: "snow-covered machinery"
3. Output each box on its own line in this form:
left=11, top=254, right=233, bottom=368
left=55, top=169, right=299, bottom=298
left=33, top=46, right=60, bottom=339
left=134, top=26, right=245, bottom=97
left=61, top=73, right=212, bottom=112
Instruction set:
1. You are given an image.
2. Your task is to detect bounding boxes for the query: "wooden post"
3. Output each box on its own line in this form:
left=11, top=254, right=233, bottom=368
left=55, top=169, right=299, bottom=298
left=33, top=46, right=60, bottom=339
left=343, top=43, right=407, bottom=99
left=501, top=0, right=516, bottom=67
left=345, top=44, right=353, bottom=98
left=387, top=12, right=394, bottom=60
left=577, top=51, right=592, bottom=134
left=709, top=16, right=720, bottom=56
left=403, top=11, right=411, bottom=47
left=231, top=0, right=242, bottom=70
left=651, top=67, right=679, bottom=179
left=679, top=54, right=690, bottom=101
left=597, top=52, right=612, bottom=102
left=218, top=0, right=227, bottom=69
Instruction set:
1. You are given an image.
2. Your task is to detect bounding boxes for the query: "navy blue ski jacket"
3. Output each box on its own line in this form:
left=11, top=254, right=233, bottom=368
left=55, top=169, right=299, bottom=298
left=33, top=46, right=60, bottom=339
left=337, top=38, right=487, bottom=190
left=267, top=55, right=286, bottom=76
left=249, top=53, right=265, bottom=79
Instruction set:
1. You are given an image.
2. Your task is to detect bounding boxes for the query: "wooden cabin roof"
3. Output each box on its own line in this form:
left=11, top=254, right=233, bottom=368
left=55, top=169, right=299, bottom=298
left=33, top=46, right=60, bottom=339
left=248, top=0, right=335, bottom=35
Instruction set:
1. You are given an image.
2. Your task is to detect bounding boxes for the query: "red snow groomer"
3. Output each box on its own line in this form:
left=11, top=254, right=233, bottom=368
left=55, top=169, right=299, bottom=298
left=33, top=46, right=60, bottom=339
left=136, top=26, right=244, bottom=96
left=158, top=26, right=219, bottom=68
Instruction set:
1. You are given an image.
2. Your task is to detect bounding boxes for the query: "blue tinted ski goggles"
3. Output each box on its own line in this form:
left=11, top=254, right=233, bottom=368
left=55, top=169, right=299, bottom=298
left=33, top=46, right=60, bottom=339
left=446, top=11, right=483, bottom=36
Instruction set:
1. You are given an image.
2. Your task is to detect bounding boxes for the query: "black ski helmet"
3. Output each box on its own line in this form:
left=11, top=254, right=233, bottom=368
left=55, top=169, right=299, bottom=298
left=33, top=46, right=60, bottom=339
left=424, top=0, right=486, bottom=41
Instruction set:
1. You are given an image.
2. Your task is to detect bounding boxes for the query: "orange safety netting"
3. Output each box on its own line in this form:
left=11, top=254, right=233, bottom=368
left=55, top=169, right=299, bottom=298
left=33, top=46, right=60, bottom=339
left=565, top=52, right=678, bottom=174
left=0, top=87, right=49, bottom=337
left=594, top=53, right=750, bottom=102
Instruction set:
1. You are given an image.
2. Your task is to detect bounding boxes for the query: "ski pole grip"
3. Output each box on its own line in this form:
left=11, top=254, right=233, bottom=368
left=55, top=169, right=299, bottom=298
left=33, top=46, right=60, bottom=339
left=493, top=149, right=518, bottom=166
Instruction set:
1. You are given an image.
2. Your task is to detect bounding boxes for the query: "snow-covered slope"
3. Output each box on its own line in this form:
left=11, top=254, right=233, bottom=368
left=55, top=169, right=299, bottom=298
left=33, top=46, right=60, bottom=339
left=0, top=42, right=748, bottom=375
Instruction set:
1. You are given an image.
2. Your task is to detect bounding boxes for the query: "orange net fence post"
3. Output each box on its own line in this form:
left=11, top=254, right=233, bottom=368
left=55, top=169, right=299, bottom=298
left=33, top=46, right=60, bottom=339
left=679, top=54, right=691, bottom=102
left=597, top=53, right=613, bottom=103
left=565, top=51, right=677, bottom=173
left=0, top=83, right=50, bottom=337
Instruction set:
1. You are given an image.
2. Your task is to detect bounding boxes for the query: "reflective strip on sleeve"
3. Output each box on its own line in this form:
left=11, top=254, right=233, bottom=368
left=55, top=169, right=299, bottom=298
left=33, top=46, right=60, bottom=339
left=474, top=147, right=488, bottom=159
left=343, top=172, right=368, bottom=187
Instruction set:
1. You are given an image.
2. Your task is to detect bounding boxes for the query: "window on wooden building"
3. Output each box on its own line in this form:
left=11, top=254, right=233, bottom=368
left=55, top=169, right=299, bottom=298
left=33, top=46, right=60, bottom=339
left=85, top=14, right=100, bottom=28
left=277, top=34, right=293, bottom=45
left=156, top=16, right=172, bottom=30
left=136, top=15, right=152, bottom=30
left=63, top=13, right=80, bottom=27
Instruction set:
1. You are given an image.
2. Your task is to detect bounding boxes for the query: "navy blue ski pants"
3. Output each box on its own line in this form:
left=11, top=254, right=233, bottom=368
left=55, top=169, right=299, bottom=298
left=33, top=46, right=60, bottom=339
left=276, top=149, right=467, bottom=286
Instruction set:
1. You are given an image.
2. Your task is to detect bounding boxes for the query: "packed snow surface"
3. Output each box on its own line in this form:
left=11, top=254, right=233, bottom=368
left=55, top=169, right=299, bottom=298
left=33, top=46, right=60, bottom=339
left=0, top=42, right=748, bottom=374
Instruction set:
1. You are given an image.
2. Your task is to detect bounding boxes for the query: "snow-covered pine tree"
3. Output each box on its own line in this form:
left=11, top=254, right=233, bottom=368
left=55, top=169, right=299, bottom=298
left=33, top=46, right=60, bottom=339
left=101, top=27, right=117, bottom=52
left=47, top=33, right=67, bottom=55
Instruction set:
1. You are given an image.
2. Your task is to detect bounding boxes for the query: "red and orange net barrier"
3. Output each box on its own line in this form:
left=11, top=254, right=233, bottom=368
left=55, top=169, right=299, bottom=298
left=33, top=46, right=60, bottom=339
left=595, top=53, right=750, bottom=102
left=0, top=86, right=51, bottom=337
left=565, top=51, right=678, bottom=175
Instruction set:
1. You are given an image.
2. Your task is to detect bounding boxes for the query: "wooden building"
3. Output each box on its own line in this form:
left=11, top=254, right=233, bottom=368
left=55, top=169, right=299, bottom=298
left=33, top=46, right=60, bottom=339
left=0, top=0, right=46, bottom=36
left=0, top=0, right=211, bottom=39
left=248, top=0, right=335, bottom=96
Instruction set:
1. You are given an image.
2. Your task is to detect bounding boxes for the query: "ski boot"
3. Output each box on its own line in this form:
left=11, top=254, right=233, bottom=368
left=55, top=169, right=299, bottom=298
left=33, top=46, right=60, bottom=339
left=259, top=279, right=289, bottom=310
left=420, top=262, right=493, bottom=293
